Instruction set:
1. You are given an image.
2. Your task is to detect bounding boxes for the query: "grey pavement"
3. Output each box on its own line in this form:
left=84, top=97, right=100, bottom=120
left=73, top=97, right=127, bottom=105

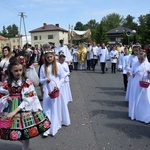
left=0, top=62, right=150, bottom=150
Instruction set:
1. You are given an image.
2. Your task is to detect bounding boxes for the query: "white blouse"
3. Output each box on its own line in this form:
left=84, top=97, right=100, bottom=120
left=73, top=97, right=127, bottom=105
left=0, top=78, right=42, bottom=112
left=0, top=58, right=10, bottom=71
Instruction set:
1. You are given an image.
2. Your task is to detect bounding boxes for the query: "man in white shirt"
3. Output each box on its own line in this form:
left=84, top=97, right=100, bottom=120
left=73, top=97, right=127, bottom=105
left=55, top=39, right=72, bottom=63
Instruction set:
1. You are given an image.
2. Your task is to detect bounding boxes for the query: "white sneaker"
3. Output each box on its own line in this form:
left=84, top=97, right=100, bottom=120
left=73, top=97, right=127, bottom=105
left=43, top=132, right=48, bottom=137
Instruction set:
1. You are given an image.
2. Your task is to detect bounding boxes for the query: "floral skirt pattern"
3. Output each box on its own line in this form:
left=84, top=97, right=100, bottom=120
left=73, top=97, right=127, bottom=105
left=0, top=110, right=50, bottom=140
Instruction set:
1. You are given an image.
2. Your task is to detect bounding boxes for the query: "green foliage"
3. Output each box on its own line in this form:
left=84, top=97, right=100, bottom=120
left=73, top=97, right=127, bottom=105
left=95, top=21, right=108, bottom=44
left=0, top=24, right=19, bottom=37
left=138, top=14, right=150, bottom=46
left=101, top=13, right=124, bottom=31
left=74, top=22, right=85, bottom=31
left=73, top=12, right=150, bottom=46
left=122, top=14, right=138, bottom=30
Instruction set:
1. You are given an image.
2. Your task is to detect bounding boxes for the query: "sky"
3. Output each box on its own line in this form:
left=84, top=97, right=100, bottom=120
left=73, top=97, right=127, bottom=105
left=0, top=0, right=150, bottom=36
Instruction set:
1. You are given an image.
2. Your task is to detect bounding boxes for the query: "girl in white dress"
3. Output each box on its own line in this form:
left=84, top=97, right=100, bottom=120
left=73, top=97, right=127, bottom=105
left=125, top=45, right=140, bottom=101
left=127, top=51, right=150, bottom=120
left=40, top=50, right=65, bottom=137
left=59, top=52, right=72, bottom=126
left=134, top=51, right=150, bottom=123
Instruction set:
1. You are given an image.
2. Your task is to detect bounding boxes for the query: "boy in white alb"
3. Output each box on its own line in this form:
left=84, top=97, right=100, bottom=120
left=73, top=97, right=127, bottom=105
left=91, top=42, right=98, bottom=71
left=110, top=46, right=119, bottom=73
left=98, top=43, right=109, bottom=74
left=118, top=47, right=130, bottom=91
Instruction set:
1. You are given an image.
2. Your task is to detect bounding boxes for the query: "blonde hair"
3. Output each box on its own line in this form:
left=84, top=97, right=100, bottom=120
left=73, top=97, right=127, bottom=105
left=44, top=52, right=58, bottom=77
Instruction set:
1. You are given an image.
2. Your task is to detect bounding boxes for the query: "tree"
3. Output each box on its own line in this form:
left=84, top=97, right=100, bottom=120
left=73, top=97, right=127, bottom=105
left=95, top=21, right=108, bottom=44
left=1, top=26, right=7, bottom=37
left=123, top=14, right=138, bottom=29
left=74, top=22, right=84, bottom=31
left=6, top=24, right=19, bottom=37
left=0, top=24, right=19, bottom=37
left=139, top=14, right=150, bottom=46
left=84, top=19, right=99, bottom=41
left=101, top=13, right=124, bottom=31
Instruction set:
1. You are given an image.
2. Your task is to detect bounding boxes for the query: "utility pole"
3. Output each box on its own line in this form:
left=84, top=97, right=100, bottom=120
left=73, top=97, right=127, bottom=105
left=19, top=12, right=28, bottom=48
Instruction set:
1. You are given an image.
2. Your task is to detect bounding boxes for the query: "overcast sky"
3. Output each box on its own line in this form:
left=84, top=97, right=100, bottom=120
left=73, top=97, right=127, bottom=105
left=0, top=0, right=149, bottom=35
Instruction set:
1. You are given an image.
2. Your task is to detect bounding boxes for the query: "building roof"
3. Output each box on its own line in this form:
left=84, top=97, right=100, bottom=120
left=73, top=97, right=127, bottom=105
left=106, top=26, right=132, bottom=34
left=29, top=24, right=68, bottom=33
left=0, top=35, right=7, bottom=40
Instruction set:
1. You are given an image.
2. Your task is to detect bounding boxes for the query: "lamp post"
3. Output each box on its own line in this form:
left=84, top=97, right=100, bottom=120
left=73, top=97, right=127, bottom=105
left=132, top=30, right=136, bottom=44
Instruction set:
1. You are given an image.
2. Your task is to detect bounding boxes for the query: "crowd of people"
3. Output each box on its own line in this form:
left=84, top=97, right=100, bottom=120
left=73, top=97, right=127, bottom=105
left=0, top=40, right=73, bottom=150
left=0, top=39, right=150, bottom=150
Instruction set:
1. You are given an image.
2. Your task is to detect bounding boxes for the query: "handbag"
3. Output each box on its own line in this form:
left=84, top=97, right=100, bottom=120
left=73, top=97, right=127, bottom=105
left=0, top=118, right=13, bottom=129
left=26, top=65, right=39, bottom=86
left=47, top=80, right=60, bottom=99
left=139, top=73, right=150, bottom=88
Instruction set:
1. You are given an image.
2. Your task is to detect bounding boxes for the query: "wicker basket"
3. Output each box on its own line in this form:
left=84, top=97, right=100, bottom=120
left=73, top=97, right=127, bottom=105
left=139, top=73, right=150, bottom=88
left=47, top=80, right=60, bottom=99
left=139, top=81, right=150, bottom=88
left=0, top=119, right=13, bottom=129
left=48, top=89, right=60, bottom=99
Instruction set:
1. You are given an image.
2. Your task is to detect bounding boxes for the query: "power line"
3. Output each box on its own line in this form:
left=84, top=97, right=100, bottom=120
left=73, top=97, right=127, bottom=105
left=19, top=12, right=28, bottom=45
left=0, top=0, right=18, bottom=15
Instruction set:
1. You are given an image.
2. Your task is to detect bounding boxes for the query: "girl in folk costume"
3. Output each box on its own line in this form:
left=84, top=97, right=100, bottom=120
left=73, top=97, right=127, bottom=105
left=40, top=50, right=65, bottom=137
left=0, top=59, right=50, bottom=150
left=110, top=46, right=119, bottom=73
left=127, top=51, right=150, bottom=121
left=0, top=46, right=13, bottom=82
left=118, top=47, right=130, bottom=91
left=58, top=52, right=72, bottom=126
left=125, top=45, right=140, bottom=101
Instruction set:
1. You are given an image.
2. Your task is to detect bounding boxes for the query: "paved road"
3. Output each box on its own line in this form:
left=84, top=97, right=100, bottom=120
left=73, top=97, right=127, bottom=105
left=1, top=63, right=150, bottom=150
